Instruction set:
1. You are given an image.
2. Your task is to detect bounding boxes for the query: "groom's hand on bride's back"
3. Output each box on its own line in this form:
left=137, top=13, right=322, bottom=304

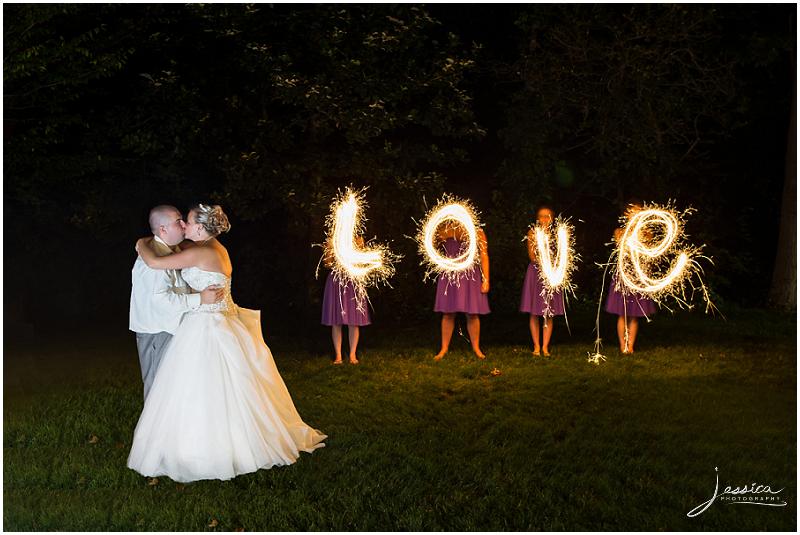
left=201, top=285, right=225, bottom=304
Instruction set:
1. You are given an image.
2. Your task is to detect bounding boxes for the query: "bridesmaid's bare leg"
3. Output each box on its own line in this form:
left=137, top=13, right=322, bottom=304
left=434, top=313, right=456, bottom=360
left=348, top=325, right=360, bottom=364
left=542, top=316, right=554, bottom=356
left=529, top=315, right=541, bottom=355
left=467, top=314, right=486, bottom=359
left=331, top=325, right=343, bottom=364
left=626, top=317, right=639, bottom=354
left=616, top=316, right=627, bottom=353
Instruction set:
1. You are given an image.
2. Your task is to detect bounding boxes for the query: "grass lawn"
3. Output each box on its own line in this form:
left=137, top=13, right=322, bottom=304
left=4, top=308, right=796, bottom=530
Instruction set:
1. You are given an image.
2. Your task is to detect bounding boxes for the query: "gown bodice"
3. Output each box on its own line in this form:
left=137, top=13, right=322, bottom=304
left=181, top=267, right=236, bottom=314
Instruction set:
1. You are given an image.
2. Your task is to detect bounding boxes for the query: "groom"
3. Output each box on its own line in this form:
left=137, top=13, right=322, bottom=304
left=129, top=205, right=224, bottom=399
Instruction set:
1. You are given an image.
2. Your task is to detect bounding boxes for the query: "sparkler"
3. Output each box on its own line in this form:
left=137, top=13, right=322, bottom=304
left=416, top=195, right=482, bottom=284
left=322, top=187, right=398, bottom=310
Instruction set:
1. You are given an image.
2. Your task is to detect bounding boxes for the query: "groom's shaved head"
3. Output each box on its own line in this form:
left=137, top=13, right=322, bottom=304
left=149, top=205, right=181, bottom=234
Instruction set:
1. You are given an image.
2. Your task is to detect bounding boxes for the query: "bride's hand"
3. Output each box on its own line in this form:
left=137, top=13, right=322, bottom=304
left=136, top=237, right=152, bottom=255
left=201, top=285, right=225, bottom=304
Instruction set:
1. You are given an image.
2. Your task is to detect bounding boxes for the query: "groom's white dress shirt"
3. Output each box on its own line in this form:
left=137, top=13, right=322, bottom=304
left=129, top=236, right=201, bottom=335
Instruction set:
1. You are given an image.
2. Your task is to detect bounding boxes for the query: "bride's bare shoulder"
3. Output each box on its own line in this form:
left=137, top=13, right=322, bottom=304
left=205, top=240, right=233, bottom=276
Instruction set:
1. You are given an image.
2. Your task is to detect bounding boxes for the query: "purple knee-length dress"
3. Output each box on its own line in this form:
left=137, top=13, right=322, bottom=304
left=321, top=272, right=372, bottom=326
left=604, top=276, right=657, bottom=317
left=519, top=262, right=565, bottom=317
left=434, top=238, right=490, bottom=315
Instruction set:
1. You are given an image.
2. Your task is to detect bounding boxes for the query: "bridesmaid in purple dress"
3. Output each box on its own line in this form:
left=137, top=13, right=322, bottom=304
left=604, top=199, right=656, bottom=354
left=433, top=224, right=490, bottom=361
left=520, top=206, right=565, bottom=357
left=321, top=237, right=371, bottom=365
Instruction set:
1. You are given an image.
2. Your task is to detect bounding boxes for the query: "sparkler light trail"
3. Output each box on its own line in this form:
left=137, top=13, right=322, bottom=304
left=416, top=195, right=482, bottom=284
left=533, top=216, right=577, bottom=297
left=322, top=187, right=399, bottom=309
left=614, top=201, right=714, bottom=312
left=617, top=207, right=690, bottom=298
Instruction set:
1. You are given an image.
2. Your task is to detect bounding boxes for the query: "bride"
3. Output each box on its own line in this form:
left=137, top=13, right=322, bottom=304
left=127, top=203, right=326, bottom=482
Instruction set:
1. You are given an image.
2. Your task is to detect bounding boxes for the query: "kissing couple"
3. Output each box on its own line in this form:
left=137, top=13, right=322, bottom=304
left=128, top=203, right=325, bottom=483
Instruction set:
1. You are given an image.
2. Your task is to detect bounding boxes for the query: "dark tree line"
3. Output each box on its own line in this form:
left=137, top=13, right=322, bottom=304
left=3, top=4, right=794, bottom=331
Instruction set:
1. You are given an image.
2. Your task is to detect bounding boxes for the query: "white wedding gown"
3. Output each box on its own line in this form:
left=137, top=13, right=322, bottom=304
left=127, top=267, right=326, bottom=482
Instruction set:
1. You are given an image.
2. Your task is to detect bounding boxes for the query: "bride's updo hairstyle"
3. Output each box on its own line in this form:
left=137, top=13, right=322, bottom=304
left=192, top=203, right=231, bottom=237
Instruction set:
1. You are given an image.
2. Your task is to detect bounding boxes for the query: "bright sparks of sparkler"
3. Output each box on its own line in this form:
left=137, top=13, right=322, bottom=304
left=587, top=352, right=607, bottom=365
left=321, top=187, right=399, bottom=309
left=533, top=216, right=578, bottom=296
left=614, top=202, right=713, bottom=311
left=416, top=195, right=482, bottom=284
left=618, top=207, right=688, bottom=297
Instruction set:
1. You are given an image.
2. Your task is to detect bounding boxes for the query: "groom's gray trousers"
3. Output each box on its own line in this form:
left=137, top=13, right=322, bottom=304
left=135, top=332, right=172, bottom=399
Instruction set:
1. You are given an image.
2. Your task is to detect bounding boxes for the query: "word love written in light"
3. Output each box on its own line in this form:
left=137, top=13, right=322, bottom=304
left=323, top=193, right=710, bottom=314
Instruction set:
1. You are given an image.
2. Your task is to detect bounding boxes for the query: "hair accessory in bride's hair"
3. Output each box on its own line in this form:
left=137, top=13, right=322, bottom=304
left=192, top=203, right=231, bottom=236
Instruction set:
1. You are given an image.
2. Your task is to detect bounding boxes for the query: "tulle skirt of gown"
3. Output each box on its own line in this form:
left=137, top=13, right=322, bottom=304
left=127, top=307, right=326, bottom=482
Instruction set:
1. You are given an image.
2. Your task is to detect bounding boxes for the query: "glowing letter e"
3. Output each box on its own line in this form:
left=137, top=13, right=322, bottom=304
left=618, top=208, right=689, bottom=295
